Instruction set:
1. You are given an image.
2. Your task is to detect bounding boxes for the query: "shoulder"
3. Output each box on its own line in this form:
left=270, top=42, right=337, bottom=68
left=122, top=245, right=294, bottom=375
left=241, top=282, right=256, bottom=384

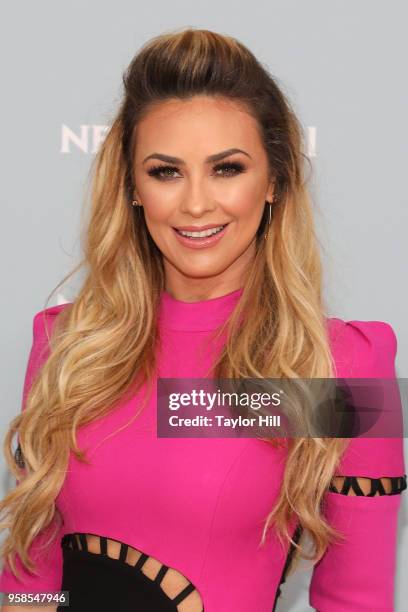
left=20, top=302, right=72, bottom=409
left=32, top=302, right=72, bottom=341
left=27, top=303, right=72, bottom=365
left=327, top=318, right=404, bottom=476
left=327, top=317, right=398, bottom=378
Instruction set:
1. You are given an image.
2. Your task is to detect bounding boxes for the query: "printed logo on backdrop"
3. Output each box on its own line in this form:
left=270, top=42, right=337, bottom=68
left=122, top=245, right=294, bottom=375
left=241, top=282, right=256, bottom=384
left=60, top=125, right=318, bottom=157
left=60, top=125, right=110, bottom=154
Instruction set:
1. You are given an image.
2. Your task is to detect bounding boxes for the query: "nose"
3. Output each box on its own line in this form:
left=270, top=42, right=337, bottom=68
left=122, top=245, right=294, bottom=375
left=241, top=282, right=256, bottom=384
left=178, top=179, right=217, bottom=218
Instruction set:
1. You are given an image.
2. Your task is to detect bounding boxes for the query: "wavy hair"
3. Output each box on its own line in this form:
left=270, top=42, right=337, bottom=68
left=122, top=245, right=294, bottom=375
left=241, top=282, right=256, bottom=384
left=0, top=27, right=350, bottom=581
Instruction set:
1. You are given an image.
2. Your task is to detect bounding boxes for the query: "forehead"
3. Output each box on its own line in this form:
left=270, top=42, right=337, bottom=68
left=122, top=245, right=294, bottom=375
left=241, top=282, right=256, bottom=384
left=133, top=95, right=262, bottom=154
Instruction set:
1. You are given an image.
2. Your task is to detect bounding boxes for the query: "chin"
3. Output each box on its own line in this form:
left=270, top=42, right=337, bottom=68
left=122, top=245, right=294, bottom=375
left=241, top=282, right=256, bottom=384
left=179, top=268, right=226, bottom=280
left=174, top=260, right=233, bottom=280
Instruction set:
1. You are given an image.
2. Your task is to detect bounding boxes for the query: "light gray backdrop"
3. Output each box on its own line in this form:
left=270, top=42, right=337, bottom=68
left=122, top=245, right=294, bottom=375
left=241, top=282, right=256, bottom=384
left=1, top=1, right=407, bottom=609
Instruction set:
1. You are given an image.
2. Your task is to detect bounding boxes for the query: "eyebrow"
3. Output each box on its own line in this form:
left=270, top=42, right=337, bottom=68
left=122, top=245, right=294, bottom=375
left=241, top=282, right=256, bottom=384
left=142, top=148, right=252, bottom=165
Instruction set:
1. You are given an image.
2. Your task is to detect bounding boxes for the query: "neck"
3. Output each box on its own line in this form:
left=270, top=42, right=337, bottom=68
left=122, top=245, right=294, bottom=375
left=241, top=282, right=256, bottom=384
left=163, top=240, right=255, bottom=302
left=159, top=285, right=244, bottom=331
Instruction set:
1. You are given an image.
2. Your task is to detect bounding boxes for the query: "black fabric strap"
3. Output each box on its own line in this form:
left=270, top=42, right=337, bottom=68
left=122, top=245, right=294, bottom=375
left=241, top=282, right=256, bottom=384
left=119, top=542, right=128, bottom=563
left=134, top=552, right=149, bottom=571
left=100, top=536, right=107, bottom=556
left=154, top=564, right=169, bottom=584
left=78, top=533, right=88, bottom=552
left=172, top=582, right=196, bottom=605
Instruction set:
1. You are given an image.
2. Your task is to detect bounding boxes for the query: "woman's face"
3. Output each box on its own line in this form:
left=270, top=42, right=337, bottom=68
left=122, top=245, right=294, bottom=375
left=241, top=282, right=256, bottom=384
left=132, top=95, right=275, bottom=298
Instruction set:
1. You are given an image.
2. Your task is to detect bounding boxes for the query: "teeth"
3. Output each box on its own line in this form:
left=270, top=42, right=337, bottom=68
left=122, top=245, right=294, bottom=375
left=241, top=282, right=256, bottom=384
left=177, top=225, right=225, bottom=238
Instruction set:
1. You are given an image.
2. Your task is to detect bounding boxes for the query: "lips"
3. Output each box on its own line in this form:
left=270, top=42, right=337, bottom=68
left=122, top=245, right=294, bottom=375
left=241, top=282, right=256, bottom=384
left=174, top=223, right=229, bottom=232
left=172, top=223, right=230, bottom=250
left=175, top=225, right=226, bottom=239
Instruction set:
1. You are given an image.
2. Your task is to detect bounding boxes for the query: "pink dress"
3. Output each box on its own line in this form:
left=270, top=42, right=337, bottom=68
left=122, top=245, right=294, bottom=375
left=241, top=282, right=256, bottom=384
left=0, top=287, right=406, bottom=611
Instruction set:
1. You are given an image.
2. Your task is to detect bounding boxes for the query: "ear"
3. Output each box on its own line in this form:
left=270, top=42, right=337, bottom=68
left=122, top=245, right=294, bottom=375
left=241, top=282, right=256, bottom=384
left=133, top=187, right=142, bottom=202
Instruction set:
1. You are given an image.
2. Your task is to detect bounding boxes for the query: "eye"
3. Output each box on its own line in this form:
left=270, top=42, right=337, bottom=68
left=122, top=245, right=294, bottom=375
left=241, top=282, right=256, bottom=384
left=147, top=164, right=180, bottom=180
left=146, top=160, right=246, bottom=181
left=213, top=161, right=246, bottom=177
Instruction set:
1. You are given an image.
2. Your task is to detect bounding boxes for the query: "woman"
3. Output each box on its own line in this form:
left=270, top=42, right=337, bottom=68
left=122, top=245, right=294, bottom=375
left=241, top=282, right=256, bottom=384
left=0, top=28, right=406, bottom=612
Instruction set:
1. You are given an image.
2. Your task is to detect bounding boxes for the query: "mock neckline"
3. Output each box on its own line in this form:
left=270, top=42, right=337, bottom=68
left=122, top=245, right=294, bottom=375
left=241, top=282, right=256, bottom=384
left=158, top=287, right=244, bottom=331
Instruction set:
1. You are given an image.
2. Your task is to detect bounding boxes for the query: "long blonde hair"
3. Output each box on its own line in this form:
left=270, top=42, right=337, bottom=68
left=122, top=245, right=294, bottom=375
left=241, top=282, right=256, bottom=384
left=1, top=27, right=349, bottom=580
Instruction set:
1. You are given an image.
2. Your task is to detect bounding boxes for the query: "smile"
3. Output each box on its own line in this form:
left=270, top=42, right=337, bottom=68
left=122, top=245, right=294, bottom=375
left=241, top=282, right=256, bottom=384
left=172, top=223, right=230, bottom=249
left=176, top=225, right=226, bottom=238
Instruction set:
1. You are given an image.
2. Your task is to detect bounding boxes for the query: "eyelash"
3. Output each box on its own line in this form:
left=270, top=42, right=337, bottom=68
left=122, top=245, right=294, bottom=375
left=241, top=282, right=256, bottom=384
left=147, top=161, right=246, bottom=180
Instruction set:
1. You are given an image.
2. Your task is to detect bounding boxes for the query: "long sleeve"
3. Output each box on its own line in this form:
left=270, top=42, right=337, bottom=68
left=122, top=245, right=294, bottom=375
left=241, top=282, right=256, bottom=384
left=0, top=305, right=69, bottom=594
left=309, top=319, right=407, bottom=611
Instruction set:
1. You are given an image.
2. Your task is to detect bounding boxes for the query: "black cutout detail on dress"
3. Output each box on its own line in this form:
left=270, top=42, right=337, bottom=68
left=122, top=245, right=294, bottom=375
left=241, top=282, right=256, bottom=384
left=78, top=533, right=88, bottom=552
left=59, top=532, right=204, bottom=612
left=100, top=535, right=108, bottom=555
left=328, top=474, right=407, bottom=496
left=134, top=551, right=149, bottom=571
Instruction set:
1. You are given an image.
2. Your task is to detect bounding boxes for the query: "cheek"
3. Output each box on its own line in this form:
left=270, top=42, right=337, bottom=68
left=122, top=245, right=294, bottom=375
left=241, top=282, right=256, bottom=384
left=221, top=179, right=265, bottom=219
left=136, top=177, right=176, bottom=221
left=225, top=199, right=264, bottom=232
left=141, top=197, right=173, bottom=225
